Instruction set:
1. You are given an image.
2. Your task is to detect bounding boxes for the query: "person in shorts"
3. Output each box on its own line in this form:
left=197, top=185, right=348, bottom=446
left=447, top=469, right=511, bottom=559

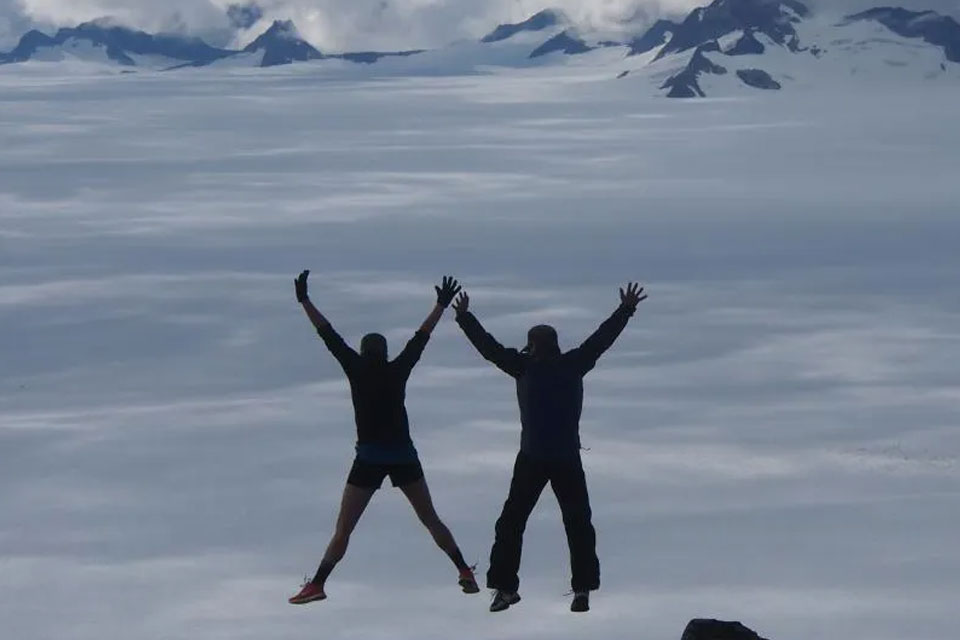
left=288, top=271, right=478, bottom=604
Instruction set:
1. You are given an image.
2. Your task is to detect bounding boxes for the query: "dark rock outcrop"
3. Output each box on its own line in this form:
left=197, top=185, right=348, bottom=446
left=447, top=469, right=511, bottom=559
left=335, top=50, right=424, bottom=64
left=628, top=19, right=680, bottom=56
left=242, top=20, right=322, bottom=67
left=1, top=21, right=235, bottom=66
left=843, top=7, right=960, bottom=62
left=661, top=42, right=728, bottom=97
left=655, top=0, right=809, bottom=60
left=529, top=30, right=593, bottom=58
left=682, top=619, right=771, bottom=640
left=727, top=29, right=765, bottom=55
left=481, top=9, right=564, bottom=43
left=736, top=67, right=781, bottom=89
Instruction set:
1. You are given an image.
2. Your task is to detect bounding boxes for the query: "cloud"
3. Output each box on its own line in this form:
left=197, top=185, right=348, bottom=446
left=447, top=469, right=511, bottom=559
left=3, top=0, right=960, bottom=52
left=0, top=0, right=709, bottom=51
left=4, top=0, right=960, bottom=54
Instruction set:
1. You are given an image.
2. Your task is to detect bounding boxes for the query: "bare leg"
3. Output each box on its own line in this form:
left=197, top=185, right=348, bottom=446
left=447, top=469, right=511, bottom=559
left=312, top=483, right=376, bottom=587
left=400, top=478, right=470, bottom=572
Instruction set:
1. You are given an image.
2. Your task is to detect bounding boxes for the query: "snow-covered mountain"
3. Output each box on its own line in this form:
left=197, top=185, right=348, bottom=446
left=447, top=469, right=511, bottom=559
left=618, top=0, right=960, bottom=97
left=240, top=19, right=322, bottom=67
left=480, top=9, right=567, bottom=44
left=842, top=7, right=960, bottom=61
left=0, top=17, right=422, bottom=70
left=0, top=20, right=234, bottom=68
left=529, top=30, right=594, bottom=58
left=1, top=2, right=958, bottom=98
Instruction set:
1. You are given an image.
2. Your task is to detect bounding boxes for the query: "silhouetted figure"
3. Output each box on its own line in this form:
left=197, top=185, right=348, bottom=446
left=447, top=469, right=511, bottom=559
left=453, top=283, right=647, bottom=613
left=288, top=272, right=479, bottom=604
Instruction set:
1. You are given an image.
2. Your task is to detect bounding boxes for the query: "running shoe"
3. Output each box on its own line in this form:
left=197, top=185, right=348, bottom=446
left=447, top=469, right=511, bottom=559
left=288, top=580, right=327, bottom=605
left=458, top=566, right=480, bottom=594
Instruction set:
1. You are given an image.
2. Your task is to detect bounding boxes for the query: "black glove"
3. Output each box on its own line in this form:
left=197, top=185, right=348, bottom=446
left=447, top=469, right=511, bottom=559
left=619, top=282, right=647, bottom=312
left=295, top=270, right=310, bottom=303
left=435, top=276, right=461, bottom=308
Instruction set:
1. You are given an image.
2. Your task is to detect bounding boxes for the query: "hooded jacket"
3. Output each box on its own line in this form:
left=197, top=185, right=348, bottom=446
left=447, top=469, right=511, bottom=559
left=317, top=324, right=429, bottom=461
left=456, top=304, right=634, bottom=458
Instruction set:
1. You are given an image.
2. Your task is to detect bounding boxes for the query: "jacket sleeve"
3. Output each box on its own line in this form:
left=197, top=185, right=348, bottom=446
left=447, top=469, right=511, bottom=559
left=316, top=323, right=361, bottom=374
left=456, top=311, right=525, bottom=378
left=568, top=304, right=634, bottom=375
left=392, top=330, right=430, bottom=378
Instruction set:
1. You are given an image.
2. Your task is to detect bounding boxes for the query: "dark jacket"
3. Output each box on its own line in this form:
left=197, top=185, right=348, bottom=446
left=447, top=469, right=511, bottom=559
left=456, top=305, right=634, bottom=458
left=317, top=324, right=429, bottom=457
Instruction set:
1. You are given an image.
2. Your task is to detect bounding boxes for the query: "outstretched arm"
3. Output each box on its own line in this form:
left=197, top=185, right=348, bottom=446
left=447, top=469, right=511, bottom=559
left=571, top=282, right=647, bottom=375
left=294, top=270, right=359, bottom=370
left=394, top=276, right=461, bottom=374
left=295, top=269, right=333, bottom=330
left=453, top=292, right=525, bottom=378
left=419, top=276, right=461, bottom=335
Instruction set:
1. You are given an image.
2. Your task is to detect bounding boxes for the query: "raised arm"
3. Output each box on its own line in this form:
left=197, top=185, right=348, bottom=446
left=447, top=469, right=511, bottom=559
left=419, top=276, right=461, bottom=335
left=453, top=292, right=525, bottom=378
left=295, top=270, right=359, bottom=371
left=393, top=276, right=461, bottom=374
left=570, top=282, right=647, bottom=375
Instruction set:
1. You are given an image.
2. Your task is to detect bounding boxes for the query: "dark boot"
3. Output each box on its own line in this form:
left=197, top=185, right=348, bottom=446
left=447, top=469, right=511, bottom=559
left=570, top=591, right=590, bottom=613
left=490, top=590, right=521, bottom=612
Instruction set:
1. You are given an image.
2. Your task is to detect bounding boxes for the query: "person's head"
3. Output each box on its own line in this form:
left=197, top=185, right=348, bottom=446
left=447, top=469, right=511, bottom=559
left=360, top=332, right=388, bottom=362
left=523, top=324, right=560, bottom=359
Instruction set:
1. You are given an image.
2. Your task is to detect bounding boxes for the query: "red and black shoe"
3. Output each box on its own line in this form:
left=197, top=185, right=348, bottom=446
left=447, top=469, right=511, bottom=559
left=288, top=580, right=327, bottom=605
left=458, top=566, right=480, bottom=594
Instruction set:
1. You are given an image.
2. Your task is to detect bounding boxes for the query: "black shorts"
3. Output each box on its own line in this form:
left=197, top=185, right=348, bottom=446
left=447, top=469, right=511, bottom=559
left=347, top=458, right=424, bottom=490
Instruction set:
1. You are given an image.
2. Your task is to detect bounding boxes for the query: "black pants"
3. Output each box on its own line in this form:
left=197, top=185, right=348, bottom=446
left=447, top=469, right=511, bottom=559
left=487, top=451, right=599, bottom=593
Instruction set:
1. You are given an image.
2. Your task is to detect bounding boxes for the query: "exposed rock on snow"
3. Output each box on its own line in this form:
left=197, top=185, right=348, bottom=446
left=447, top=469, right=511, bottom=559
left=627, top=19, right=679, bottom=56
left=843, top=7, right=960, bottom=62
left=736, top=67, right=781, bottom=89
left=652, top=0, right=809, bottom=61
left=727, top=29, right=766, bottom=55
left=481, top=9, right=565, bottom=44
left=242, top=20, right=322, bottom=67
left=529, top=31, right=594, bottom=59
left=661, top=42, right=729, bottom=98
left=681, top=619, right=771, bottom=640
left=2, top=21, right=234, bottom=66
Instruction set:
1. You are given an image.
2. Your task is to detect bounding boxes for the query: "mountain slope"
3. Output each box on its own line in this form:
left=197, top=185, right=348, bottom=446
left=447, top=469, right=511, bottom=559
left=628, top=19, right=680, bottom=56
left=529, top=30, right=594, bottom=58
left=621, top=0, right=960, bottom=98
left=1, top=21, right=235, bottom=67
left=241, top=20, right=322, bottom=67
left=843, top=7, right=960, bottom=62
left=653, top=0, right=809, bottom=60
left=481, top=9, right=565, bottom=43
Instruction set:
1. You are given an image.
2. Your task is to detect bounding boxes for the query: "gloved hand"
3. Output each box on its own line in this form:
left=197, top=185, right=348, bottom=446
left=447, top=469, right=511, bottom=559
left=435, top=275, right=462, bottom=308
left=295, top=270, right=310, bottom=303
left=452, top=291, right=469, bottom=316
left=619, top=282, right=647, bottom=312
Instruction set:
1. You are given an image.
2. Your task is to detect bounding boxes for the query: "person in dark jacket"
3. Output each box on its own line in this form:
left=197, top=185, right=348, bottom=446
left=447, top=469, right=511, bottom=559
left=288, top=271, right=479, bottom=605
left=453, top=282, right=647, bottom=613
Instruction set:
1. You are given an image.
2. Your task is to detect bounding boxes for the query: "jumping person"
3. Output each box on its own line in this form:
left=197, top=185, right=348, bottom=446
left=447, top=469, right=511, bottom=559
left=288, top=271, right=479, bottom=605
left=452, top=283, right=647, bottom=613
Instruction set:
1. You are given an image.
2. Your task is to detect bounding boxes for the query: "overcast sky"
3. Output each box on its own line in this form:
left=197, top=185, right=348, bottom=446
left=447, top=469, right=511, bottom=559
left=2, top=0, right=957, bottom=51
